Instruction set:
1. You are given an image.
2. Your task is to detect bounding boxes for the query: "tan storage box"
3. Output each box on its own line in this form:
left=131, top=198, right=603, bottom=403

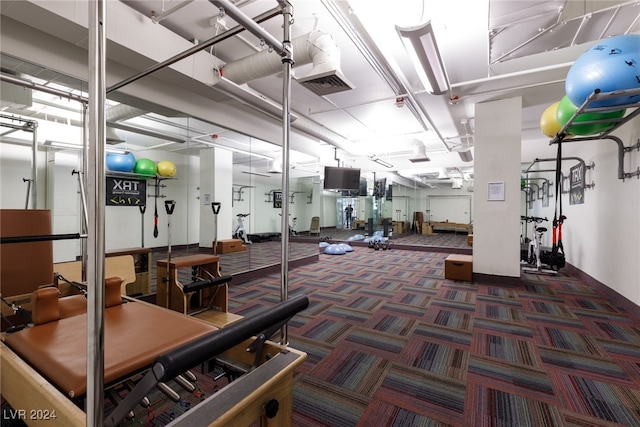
left=445, top=254, right=473, bottom=281
left=467, top=234, right=473, bottom=246
left=216, top=239, right=247, bottom=254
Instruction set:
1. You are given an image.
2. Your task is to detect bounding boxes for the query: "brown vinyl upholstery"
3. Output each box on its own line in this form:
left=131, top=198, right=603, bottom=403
left=105, top=277, right=124, bottom=308
left=58, top=295, right=89, bottom=319
left=4, top=300, right=218, bottom=398
left=0, top=209, right=54, bottom=297
left=33, top=277, right=124, bottom=323
left=31, top=287, right=60, bottom=325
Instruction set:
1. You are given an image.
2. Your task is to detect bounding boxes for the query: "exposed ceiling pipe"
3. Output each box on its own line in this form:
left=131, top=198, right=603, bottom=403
left=213, top=30, right=338, bottom=85
left=209, top=28, right=358, bottom=154
left=210, top=0, right=285, bottom=55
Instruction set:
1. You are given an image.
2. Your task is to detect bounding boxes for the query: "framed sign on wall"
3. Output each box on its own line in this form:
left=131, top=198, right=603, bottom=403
left=273, top=191, right=282, bottom=208
left=487, top=181, right=505, bottom=201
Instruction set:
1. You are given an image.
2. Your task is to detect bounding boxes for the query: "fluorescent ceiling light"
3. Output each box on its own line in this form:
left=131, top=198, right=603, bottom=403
left=195, top=138, right=274, bottom=161
left=396, top=21, right=450, bottom=95
left=369, top=155, right=393, bottom=169
left=292, top=164, right=319, bottom=174
left=242, top=170, right=271, bottom=177
left=43, top=140, right=127, bottom=153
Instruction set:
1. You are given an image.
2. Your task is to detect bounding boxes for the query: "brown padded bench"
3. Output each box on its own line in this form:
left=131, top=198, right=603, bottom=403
left=5, top=297, right=218, bottom=398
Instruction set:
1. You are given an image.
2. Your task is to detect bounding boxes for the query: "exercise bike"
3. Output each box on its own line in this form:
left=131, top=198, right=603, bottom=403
left=278, top=213, right=298, bottom=236
left=233, top=213, right=252, bottom=244
left=521, top=216, right=556, bottom=275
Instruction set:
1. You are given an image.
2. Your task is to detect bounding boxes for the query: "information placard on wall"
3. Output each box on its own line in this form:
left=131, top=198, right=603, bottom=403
left=106, top=176, right=147, bottom=206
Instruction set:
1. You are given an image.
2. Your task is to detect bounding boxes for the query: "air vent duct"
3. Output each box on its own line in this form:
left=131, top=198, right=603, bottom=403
left=408, top=140, right=430, bottom=163
left=267, top=160, right=282, bottom=174
left=214, top=30, right=354, bottom=96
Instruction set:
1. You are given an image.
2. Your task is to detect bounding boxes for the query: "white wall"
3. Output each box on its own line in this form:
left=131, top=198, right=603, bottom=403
left=0, top=144, right=33, bottom=209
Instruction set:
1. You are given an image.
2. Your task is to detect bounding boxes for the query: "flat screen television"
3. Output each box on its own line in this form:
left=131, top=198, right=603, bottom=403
left=323, top=166, right=361, bottom=191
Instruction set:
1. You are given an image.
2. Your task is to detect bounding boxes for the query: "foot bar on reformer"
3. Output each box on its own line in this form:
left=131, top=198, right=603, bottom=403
left=104, top=295, right=309, bottom=427
left=182, top=274, right=232, bottom=293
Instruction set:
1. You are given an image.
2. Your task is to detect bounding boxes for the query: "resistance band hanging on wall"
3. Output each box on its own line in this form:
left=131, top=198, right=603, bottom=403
left=552, top=136, right=567, bottom=264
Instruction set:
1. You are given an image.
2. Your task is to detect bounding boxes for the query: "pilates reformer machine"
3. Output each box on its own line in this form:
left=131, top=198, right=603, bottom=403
left=0, top=209, right=308, bottom=426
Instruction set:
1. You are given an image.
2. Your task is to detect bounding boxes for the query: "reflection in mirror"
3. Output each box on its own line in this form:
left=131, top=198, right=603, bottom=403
left=290, top=171, right=474, bottom=251
left=0, top=54, right=321, bottom=298
left=1, top=54, right=478, bottom=304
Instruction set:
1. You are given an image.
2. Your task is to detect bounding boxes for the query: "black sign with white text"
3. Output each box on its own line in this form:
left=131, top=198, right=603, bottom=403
left=569, top=163, right=584, bottom=205
left=106, top=177, right=146, bottom=206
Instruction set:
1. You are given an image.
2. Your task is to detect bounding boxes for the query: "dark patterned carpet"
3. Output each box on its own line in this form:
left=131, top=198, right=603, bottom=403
left=224, top=247, right=640, bottom=427
left=4, top=239, right=638, bottom=426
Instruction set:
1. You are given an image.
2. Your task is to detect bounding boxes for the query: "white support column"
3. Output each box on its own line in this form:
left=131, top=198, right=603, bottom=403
left=199, top=147, right=233, bottom=247
left=473, top=97, right=523, bottom=279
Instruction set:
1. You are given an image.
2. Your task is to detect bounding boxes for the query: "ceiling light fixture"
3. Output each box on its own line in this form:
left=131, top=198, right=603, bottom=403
left=242, top=170, right=271, bottom=177
left=396, top=21, right=450, bottom=95
left=195, top=138, right=274, bottom=161
left=43, top=140, right=127, bottom=154
left=369, top=155, right=393, bottom=169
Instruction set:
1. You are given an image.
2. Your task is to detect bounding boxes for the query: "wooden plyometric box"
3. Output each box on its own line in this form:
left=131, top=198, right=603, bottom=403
left=216, top=239, right=247, bottom=254
left=445, top=254, right=473, bottom=281
left=467, top=234, right=473, bottom=246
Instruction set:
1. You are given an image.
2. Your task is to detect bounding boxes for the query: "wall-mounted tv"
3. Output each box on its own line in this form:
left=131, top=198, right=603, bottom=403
left=323, top=166, right=361, bottom=191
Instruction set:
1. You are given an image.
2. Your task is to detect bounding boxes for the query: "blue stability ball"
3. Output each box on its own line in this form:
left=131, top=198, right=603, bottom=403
left=106, top=152, right=136, bottom=172
left=319, top=241, right=330, bottom=248
left=324, top=244, right=346, bottom=255
left=337, top=243, right=354, bottom=252
left=566, top=34, right=640, bottom=108
left=347, top=234, right=365, bottom=241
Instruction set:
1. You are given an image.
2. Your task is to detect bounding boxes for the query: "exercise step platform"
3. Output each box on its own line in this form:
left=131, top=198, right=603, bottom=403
left=216, top=239, right=246, bottom=254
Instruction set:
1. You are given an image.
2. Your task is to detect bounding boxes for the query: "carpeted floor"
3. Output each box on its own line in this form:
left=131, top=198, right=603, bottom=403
left=224, top=247, right=640, bottom=427
left=5, top=238, right=638, bottom=426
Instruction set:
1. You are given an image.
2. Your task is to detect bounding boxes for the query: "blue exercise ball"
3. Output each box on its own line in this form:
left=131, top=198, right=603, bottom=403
left=566, top=34, right=640, bottom=108
left=106, top=152, right=136, bottom=172
left=319, top=241, right=330, bottom=248
left=347, top=234, right=365, bottom=241
left=337, top=243, right=353, bottom=252
left=324, top=244, right=346, bottom=255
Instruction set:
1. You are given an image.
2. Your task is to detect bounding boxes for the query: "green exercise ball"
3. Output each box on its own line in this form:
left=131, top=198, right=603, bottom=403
left=134, top=158, right=157, bottom=177
left=556, top=95, right=625, bottom=136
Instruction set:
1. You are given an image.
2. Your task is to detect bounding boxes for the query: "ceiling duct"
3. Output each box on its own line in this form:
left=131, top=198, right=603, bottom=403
left=213, top=30, right=354, bottom=96
left=105, top=104, right=147, bottom=144
left=267, top=159, right=283, bottom=174
left=408, top=139, right=430, bottom=163
left=437, top=168, right=449, bottom=180
left=458, top=149, right=473, bottom=162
